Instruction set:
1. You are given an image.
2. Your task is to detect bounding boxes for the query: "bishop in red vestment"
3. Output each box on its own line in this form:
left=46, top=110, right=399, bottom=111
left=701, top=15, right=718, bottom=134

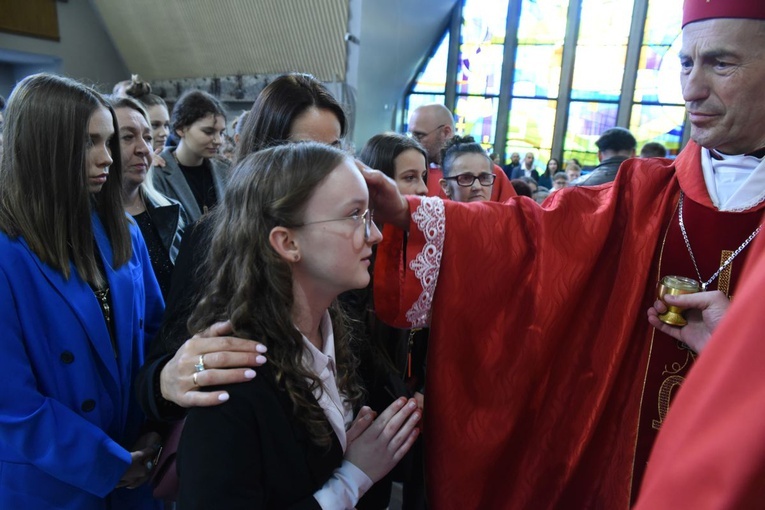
left=370, top=3, right=765, bottom=507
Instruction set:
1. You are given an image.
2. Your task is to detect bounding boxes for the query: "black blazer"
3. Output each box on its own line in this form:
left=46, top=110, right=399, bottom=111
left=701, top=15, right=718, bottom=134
left=177, top=366, right=341, bottom=510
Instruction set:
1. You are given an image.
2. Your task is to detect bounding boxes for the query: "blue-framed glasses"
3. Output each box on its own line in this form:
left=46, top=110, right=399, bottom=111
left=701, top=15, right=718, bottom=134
left=296, top=209, right=374, bottom=240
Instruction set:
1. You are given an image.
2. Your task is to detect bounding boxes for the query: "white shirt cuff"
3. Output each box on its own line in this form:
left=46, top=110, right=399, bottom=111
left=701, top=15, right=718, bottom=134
left=313, top=459, right=374, bottom=510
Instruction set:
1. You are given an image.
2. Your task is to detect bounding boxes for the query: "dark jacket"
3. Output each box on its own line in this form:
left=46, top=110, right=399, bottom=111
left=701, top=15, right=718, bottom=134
left=510, top=166, right=540, bottom=182
left=143, top=193, right=186, bottom=265
left=151, top=147, right=229, bottom=223
left=178, top=368, right=338, bottom=510
left=570, top=156, right=630, bottom=187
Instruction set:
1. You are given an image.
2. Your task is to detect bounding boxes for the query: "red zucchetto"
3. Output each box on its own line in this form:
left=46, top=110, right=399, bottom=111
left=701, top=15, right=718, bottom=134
left=683, top=0, right=765, bottom=27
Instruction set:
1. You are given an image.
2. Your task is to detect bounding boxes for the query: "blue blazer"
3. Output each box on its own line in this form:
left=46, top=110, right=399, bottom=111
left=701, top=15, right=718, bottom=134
left=0, top=215, right=164, bottom=509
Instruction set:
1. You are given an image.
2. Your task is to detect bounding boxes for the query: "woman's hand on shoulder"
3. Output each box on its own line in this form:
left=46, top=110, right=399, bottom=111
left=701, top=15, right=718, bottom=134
left=344, top=397, right=421, bottom=483
left=159, top=321, right=267, bottom=408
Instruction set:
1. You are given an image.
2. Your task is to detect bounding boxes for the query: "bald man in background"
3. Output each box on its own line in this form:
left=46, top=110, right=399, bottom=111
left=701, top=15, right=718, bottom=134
left=407, top=104, right=515, bottom=200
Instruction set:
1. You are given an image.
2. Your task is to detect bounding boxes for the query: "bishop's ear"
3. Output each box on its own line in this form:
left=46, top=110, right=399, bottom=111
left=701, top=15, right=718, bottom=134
left=269, top=226, right=301, bottom=263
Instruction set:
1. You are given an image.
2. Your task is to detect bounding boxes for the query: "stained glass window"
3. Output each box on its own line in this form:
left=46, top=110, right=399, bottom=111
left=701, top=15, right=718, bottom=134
left=513, top=0, right=568, bottom=99
left=571, top=0, right=634, bottom=101
left=412, top=32, right=450, bottom=95
left=632, top=0, right=684, bottom=156
left=456, top=0, right=509, bottom=96
left=564, top=101, right=619, bottom=166
left=403, top=0, right=685, bottom=163
left=506, top=98, right=557, bottom=165
left=454, top=96, right=499, bottom=149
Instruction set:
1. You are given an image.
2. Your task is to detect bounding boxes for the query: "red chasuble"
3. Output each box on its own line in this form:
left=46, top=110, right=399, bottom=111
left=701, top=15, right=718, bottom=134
left=374, top=140, right=765, bottom=509
left=427, top=163, right=517, bottom=201
left=634, top=231, right=765, bottom=510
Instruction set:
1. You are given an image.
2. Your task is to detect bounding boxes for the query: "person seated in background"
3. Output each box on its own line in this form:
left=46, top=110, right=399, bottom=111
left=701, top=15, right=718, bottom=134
left=151, top=90, right=229, bottom=223
left=511, top=178, right=533, bottom=198
left=551, top=170, right=568, bottom=191
left=503, top=151, right=521, bottom=178
left=510, top=151, right=540, bottom=181
left=0, top=73, right=164, bottom=509
left=571, top=127, right=636, bottom=186
left=565, top=162, right=582, bottom=182
left=640, top=141, right=668, bottom=158
left=439, top=135, right=496, bottom=203
left=113, top=97, right=186, bottom=299
left=537, top=157, right=559, bottom=189
left=177, top=143, right=421, bottom=509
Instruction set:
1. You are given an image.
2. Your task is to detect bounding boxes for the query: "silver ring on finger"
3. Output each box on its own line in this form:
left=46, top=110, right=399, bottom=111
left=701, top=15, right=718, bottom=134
left=194, top=354, right=206, bottom=372
left=192, top=372, right=199, bottom=387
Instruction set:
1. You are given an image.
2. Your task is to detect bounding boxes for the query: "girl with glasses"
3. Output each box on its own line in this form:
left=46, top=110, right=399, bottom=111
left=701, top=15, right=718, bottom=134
left=177, top=142, right=420, bottom=509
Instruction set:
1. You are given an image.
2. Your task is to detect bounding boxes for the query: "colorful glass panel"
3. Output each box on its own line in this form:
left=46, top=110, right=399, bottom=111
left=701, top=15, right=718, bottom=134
left=456, top=0, right=509, bottom=96
left=629, top=104, right=685, bottom=157
left=512, top=0, right=568, bottom=99
left=454, top=95, right=499, bottom=149
left=563, top=100, right=619, bottom=166
left=633, top=0, right=683, bottom=104
left=506, top=97, right=557, bottom=164
left=571, top=0, right=634, bottom=101
left=412, top=31, right=450, bottom=94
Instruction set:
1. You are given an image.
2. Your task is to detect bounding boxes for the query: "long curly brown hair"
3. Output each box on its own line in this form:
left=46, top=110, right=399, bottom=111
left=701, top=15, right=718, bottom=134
left=188, top=142, right=364, bottom=447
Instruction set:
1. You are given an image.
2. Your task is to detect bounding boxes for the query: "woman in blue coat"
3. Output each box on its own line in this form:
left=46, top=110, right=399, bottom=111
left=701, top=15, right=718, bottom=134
left=0, top=74, right=164, bottom=508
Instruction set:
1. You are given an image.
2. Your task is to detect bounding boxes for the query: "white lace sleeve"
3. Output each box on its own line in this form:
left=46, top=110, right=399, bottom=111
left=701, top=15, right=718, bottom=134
left=405, top=197, right=446, bottom=328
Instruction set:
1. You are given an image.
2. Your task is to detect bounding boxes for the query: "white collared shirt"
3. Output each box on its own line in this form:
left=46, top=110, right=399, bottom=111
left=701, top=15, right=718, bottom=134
left=300, top=311, right=373, bottom=510
left=701, top=148, right=765, bottom=211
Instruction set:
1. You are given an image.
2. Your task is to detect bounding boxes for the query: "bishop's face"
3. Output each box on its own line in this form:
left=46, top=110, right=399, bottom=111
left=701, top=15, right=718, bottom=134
left=680, top=18, right=765, bottom=154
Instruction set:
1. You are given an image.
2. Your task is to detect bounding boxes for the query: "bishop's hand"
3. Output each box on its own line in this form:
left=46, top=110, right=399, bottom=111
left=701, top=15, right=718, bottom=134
left=647, top=290, right=730, bottom=353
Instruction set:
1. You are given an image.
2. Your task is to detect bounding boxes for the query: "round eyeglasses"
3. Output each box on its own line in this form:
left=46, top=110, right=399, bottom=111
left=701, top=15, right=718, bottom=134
left=295, top=209, right=375, bottom=240
left=443, top=173, right=496, bottom=187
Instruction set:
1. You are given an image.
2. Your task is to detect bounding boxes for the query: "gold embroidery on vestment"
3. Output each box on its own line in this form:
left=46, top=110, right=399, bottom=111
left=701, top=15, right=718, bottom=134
left=718, top=250, right=733, bottom=296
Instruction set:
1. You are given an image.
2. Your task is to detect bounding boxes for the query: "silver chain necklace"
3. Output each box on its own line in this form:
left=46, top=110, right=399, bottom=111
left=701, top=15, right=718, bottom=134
left=678, top=192, right=761, bottom=291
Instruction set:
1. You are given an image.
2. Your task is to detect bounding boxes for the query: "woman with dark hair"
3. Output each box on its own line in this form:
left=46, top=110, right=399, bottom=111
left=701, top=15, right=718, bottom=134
left=124, top=77, right=171, bottom=152
left=177, top=143, right=420, bottom=509
left=235, top=73, right=346, bottom=160
left=0, top=74, right=164, bottom=508
left=112, top=97, right=186, bottom=299
left=359, top=132, right=428, bottom=196
left=538, top=157, right=559, bottom=189
left=439, top=135, right=496, bottom=203
left=151, top=89, right=229, bottom=223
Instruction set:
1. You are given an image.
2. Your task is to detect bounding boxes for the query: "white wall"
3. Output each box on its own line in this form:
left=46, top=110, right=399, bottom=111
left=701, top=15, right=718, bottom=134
left=0, top=0, right=128, bottom=98
left=347, top=0, right=458, bottom=148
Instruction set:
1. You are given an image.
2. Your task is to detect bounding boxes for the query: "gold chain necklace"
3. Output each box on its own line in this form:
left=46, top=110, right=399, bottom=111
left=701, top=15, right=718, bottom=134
left=678, top=192, right=761, bottom=291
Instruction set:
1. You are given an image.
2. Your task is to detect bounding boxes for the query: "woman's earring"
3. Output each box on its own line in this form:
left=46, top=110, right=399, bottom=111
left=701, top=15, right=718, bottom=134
left=294, top=254, right=300, bottom=262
